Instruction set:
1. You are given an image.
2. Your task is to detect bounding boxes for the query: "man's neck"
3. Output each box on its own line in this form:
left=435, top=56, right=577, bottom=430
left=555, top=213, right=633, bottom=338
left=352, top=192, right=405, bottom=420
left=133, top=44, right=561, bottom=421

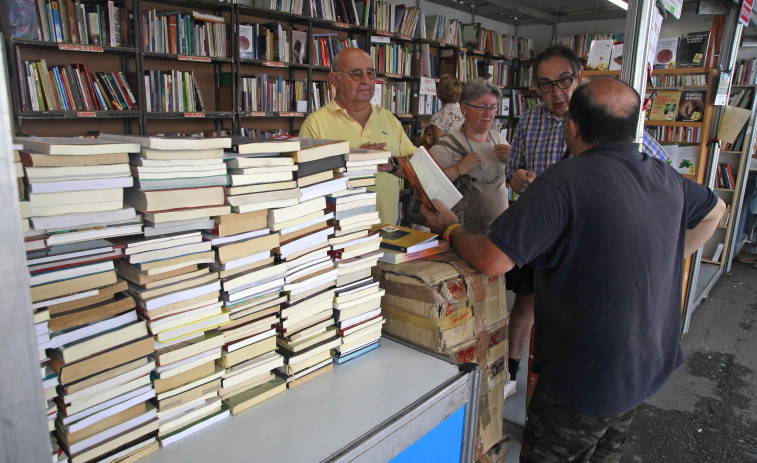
left=335, top=98, right=372, bottom=127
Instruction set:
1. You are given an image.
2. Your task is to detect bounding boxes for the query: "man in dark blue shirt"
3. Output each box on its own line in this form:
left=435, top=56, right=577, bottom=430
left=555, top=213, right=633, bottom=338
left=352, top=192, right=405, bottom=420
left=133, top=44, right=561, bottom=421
left=423, top=77, right=724, bottom=462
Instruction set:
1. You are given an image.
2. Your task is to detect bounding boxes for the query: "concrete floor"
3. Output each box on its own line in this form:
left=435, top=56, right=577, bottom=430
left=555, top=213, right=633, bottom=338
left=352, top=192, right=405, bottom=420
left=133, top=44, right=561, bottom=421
left=501, top=259, right=757, bottom=463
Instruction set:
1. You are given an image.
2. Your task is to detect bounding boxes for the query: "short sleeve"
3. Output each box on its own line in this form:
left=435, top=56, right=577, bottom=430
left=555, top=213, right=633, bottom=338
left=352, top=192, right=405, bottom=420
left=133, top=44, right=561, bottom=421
left=682, top=178, right=718, bottom=229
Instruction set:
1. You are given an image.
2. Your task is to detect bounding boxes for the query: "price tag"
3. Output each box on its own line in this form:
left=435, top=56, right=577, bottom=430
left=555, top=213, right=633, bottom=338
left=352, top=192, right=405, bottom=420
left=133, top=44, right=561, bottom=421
left=76, top=111, right=96, bottom=117
left=264, top=61, right=287, bottom=67
left=419, top=77, right=436, bottom=96
left=184, top=112, right=205, bottom=118
left=333, top=22, right=350, bottom=28
left=280, top=112, right=303, bottom=117
left=248, top=112, right=266, bottom=117
left=178, top=55, right=211, bottom=63
left=59, top=44, right=103, bottom=53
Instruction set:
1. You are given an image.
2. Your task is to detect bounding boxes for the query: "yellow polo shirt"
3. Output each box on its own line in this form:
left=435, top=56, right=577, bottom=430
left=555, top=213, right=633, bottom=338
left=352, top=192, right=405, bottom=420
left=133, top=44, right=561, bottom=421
left=299, top=100, right=417, bottom=226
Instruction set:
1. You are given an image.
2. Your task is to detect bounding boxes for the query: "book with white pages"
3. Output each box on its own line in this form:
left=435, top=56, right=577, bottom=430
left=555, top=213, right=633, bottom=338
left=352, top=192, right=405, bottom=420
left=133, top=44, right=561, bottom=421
left=61, top=375, right=152, bottom=417
left=62, top=391, right=153, bottom=437
left=284, top=268, right=337, bottom=293
left=159, top=397, right=222, bottom=436
left=230, top=198, right=301, bottom=213
left=338, top=308, right=382, bottom=329
left=147, top=304, right=224, bottom=334
left=210, top=250, right=271, bottom=271
left=30, top=207, right=137, bottom=231
left=158, top=395, right=219, bottom=423
left=222, top=263, right=288, bottom=293
left=143, top=219, right=215, bottom=237
left=62, top=359, right=156, bottom=405
left=65, top=407, right=158, bottom=455
left=67, top=417, right=159, bottom=463
left=224, top=278, right=285, bottom=303
left=27, top=240, right=119, bottom=265
left=60, top=384, right=154, bottom=426
left=140, top=281, right=221, bottom=313
left=298, top=177, right=348, bottom=203
left=402, top=145, right=463, bottom=210
left=127, top=241, right=211, bottom=264
left=45, top=224, right=143, bottom=247
left=279, top=211, right=334, bottom=236
left=130, top=156, right=224, bottom=167
left=225, top=156, right=295, bottom=168
left=278, top=228, right=334, bottom=258
left=156, top=367, right=224, bottom=402
left=47, top=311, right=136, bottom=349
left=26, top=164, right=131, bottom=181
left=97, top=437, right=159, bottom=463
left=334, top=289, right=384, bottom=311
left=116, top=231, right=202, bottom=255
left=154, top=350, right=223, bottom=379
left=28, top=176, right=133, bottom=194
left=154, top=313, right=229, bottom=343
left=159, top=405, right=230, bottom=446
left=285, top=260, right=334, bottom=284
left=14, top=136, right=142, bottom=155
left=226, top=328, right=277, bottom=353
left=99, top=133, right=232, bottom=150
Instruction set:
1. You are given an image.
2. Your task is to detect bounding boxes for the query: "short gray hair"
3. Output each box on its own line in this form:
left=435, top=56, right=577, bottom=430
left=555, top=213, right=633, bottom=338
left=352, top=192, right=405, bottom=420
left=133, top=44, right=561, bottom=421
left=459, top=78, right=502, bottom=105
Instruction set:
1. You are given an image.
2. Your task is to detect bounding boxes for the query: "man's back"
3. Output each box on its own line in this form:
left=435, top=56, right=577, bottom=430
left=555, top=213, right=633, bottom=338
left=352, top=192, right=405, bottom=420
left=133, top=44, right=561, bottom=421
left=490, top=143, right=717, bottom=416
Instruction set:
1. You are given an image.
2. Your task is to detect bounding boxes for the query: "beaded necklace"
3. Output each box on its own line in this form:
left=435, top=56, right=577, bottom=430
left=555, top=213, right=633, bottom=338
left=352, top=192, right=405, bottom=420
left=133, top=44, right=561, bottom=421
left=461, top=126, right=503, bottom=185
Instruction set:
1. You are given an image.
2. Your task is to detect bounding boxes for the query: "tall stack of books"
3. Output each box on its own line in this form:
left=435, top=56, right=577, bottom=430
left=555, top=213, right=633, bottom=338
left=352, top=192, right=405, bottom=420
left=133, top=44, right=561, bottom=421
left=327, top=187, right=386, bottom=364
left=270, top=138, right=354, bottom=386
left=338, top=147, right=389, bottom=191
left=207, top=139, right=300, bottom=414
left=15, top=136, right=160, bottom=462
left=99, top=134, right=234, bottom=446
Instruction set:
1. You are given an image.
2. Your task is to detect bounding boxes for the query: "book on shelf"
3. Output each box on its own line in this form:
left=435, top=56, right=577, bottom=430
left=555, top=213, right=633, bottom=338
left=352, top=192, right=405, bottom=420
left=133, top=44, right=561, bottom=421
left=669, top=143, right=698, bottom=175
left=677, top=31, right=710, bottom=68
left=676, top=90, right=706, bottom=122
left=291, top=29, right=308, bottom=64
left=648, top=91, right=682, bottom=122
left=609, top=43, right=624, bottom=71
left=585, top=39, right=613, bottom=71
left=653, top=37, right=679, bottom=69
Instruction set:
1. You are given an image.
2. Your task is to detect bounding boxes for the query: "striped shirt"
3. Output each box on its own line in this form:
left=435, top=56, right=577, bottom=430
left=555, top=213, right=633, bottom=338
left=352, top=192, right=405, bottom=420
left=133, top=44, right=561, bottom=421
left=506, top=103, right=669, bottom=181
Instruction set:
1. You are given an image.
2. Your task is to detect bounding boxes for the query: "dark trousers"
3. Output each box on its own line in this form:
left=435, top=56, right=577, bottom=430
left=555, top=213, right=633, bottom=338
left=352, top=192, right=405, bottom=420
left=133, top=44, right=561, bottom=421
left=520, top=386, right=636, bottom=463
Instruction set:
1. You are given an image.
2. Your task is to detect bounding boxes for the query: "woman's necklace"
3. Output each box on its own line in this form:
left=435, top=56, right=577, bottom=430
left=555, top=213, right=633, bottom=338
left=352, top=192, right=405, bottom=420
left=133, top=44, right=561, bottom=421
left=461, top=126, right=503, bottom=185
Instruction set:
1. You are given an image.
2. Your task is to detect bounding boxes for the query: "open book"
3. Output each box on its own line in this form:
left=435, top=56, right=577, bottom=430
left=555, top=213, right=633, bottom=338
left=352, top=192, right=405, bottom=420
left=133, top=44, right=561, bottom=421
left=398, top=146, right=463, bottom=214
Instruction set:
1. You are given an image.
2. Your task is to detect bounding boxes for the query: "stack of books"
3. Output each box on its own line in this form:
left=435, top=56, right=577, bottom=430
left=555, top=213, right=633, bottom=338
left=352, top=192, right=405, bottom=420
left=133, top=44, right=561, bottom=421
left=99, top=134, right=234, bottom=446
left=100, top=134, right=232, bottom=237
left=327, top=188, right=386, bottom=364
left=373, top=224, right=450, bottom=264
left=209, top=216, right=288, bottom=413
left=14, top=136, right=158, bottom=462
left=339, top=148, right=392, bottom=188
left=271, top=138, right=355, bottom=385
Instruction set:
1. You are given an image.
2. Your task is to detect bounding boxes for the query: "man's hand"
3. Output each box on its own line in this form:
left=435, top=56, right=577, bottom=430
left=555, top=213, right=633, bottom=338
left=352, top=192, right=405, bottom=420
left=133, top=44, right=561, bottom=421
left=360, top=142, right=387, bottom=151
left=509, top=169, right=536, bottom=194
left=494, top=144, right=510, bottom=163
left=458, top=152, right=484, bottom=174
left=420, top=200, right=458, bottom=235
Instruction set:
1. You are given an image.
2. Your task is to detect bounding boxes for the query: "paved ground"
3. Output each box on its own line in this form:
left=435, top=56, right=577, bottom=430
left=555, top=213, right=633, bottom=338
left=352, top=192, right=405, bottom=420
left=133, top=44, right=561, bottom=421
left=621, top=260, right=757, bottom=463
left=504, top=260, right=757, bottom=462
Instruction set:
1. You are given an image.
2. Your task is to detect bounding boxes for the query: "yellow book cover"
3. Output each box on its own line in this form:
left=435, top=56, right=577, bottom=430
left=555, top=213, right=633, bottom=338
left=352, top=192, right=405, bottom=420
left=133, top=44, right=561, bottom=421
left=649, top=91, right=682, bottom=121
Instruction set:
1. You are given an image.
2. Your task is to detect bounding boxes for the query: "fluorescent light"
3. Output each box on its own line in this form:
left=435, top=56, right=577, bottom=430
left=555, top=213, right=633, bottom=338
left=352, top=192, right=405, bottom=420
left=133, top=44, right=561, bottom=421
left=606, top=0, right=628, bottom=10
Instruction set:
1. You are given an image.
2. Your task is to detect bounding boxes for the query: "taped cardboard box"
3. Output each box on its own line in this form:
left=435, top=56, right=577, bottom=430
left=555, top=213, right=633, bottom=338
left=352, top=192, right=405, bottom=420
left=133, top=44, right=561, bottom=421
left=477, top=380, right=505, bottom=455
left=376, top=252, right=508, bottom=353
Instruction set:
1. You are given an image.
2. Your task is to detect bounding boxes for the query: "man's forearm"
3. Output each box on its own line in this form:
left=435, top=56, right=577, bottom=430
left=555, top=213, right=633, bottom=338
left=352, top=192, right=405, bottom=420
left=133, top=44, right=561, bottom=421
left=685, top=198, right=726, bottom=256
left=448, top=227, right=515, bottom=275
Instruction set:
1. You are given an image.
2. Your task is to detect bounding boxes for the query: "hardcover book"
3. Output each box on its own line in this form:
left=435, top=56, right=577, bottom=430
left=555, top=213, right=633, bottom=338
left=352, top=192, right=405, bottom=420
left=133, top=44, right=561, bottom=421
left=371, top=224, right=438, bottom=253
left=653, top=37, right=679, bottom=69
left=677, top=31, right=710, bottom=68
left=676, top=90, right=706, bottom=122
left=585, top=39, right=613, bottom=71
left=648, top=91, right=681, bottom=121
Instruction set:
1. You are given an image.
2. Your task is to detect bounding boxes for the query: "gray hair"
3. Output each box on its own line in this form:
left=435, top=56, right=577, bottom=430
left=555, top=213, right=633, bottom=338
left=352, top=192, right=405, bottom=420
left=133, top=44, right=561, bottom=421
left=459, top=78, right=502, bottom=105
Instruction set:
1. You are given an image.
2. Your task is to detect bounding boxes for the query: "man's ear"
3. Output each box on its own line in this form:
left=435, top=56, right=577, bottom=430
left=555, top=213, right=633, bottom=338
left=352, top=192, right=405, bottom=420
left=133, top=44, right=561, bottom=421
left=566, top=118, right=581, bottom=141
left=574, top=68, right=583, bottom=86
left=329, top=71, right=337, bottom=86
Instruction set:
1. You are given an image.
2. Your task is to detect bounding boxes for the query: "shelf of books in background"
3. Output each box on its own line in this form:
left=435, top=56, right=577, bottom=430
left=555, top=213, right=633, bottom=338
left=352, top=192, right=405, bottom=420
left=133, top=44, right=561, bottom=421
left=237, top=8, right=309, bottom=138
left=14, top=136, right=159, bottom=463
left=554, top=32, right=625, bottom=61
left=2, top=0, right=140, bottom=136
left=701, top=87, right=756, bottom=265
left=140, top=3, right=234, bottom=136
left=732, top=57, right=757, bottom=86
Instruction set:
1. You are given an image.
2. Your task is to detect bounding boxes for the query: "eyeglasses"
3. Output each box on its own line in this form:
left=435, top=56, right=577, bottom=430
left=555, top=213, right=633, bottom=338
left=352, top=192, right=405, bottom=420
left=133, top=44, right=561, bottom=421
left=463, top=102, right=499, bottom=114
left=335, top=68, right=377, bottom=81
left=537, top=74, right=575, bottom=93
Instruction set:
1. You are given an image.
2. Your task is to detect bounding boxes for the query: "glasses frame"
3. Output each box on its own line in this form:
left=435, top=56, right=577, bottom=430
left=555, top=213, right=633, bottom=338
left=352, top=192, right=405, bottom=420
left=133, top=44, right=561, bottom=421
left=463, top=102, right=499, bottom=114
left=335, top=68, right=378, bottom=82
left=536, top=74, right=576, bottom=93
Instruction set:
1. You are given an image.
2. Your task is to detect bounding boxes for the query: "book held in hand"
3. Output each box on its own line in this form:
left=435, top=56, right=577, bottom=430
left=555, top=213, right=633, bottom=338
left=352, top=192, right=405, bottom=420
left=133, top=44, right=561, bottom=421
left=398, top=146, right=462, bottom=214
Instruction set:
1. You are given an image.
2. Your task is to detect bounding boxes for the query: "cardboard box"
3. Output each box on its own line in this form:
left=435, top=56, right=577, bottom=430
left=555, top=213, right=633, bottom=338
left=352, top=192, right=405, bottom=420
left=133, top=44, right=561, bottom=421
left=377, top=252, right=507, bottom=353
left=376, top=253, right=510, bottom=453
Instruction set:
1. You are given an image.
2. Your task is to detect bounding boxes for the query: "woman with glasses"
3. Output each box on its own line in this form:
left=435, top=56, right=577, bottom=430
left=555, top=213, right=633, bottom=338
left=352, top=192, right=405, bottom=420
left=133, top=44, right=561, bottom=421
left=406, top=78, right=510, bottom=234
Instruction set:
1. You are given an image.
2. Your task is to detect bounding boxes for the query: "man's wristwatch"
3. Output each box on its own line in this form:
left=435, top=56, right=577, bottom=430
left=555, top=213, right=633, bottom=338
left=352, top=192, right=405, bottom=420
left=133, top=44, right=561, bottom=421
left=389, top=157, right=399, bottom=174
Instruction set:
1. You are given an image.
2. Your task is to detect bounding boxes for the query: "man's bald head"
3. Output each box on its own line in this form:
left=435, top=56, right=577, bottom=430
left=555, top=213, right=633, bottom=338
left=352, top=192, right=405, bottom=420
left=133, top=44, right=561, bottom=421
left=568, top=77, right=641, bottom=147
left=332, top=47, right=371, bottom=72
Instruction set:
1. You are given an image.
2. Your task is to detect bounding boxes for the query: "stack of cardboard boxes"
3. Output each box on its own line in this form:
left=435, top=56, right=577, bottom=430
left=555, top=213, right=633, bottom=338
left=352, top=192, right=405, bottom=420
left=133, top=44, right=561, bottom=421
left=374, top=252, right=510, bottom=462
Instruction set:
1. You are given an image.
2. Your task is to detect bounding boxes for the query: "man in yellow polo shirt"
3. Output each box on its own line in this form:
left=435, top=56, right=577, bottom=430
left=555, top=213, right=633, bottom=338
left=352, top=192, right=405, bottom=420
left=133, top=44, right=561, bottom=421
left=299, top=47, right=416, bottom=226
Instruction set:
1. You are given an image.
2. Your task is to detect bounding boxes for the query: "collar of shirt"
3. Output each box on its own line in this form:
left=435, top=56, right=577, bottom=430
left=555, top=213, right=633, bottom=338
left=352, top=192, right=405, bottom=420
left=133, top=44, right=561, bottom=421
left=327, top=99, right=378, bottom=124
